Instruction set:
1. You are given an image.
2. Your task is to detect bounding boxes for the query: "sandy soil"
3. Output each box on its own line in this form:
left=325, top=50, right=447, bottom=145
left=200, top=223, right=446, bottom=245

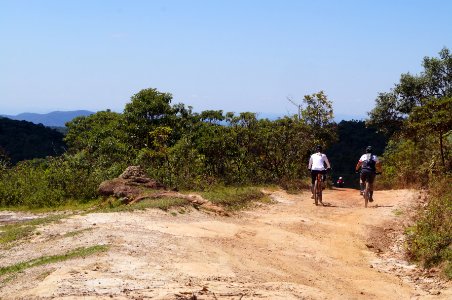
left=0, top=188, right=450, bottom=299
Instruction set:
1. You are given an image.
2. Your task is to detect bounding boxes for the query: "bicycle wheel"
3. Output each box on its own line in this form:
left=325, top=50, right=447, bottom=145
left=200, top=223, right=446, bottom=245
left=314, top=178, right=319, bottom=206
left=317, top=176, right=323, bottom=204
left=364, top=181, right=369, bottom=208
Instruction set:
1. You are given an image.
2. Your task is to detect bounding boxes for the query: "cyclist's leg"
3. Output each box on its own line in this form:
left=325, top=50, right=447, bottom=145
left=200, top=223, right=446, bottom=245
left=359, top=176, right=364, bottom=195
left=368, top=173, right=376, bottom=201
left=360, top=172, right=367, bottom=195
left=321, top=170, right=327, bottom=189
left=310, top=171, right=317, bottom=198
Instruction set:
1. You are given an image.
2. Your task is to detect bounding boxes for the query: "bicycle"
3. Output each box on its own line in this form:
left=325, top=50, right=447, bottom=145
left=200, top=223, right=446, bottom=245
left=314, top=172, right=323, bottom=206
left=362, top=172, right=381, bottom=208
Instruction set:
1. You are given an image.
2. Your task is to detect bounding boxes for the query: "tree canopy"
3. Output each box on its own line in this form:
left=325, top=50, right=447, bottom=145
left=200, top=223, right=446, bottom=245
left=368, top=47, right=452, bottom=171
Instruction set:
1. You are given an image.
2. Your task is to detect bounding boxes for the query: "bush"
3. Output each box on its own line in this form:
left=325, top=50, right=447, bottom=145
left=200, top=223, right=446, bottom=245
left=0, top=153, right=125, bottom=208
left=407, top=176, right=452, bottom=278
left=0, top=159, right=65, bottom=207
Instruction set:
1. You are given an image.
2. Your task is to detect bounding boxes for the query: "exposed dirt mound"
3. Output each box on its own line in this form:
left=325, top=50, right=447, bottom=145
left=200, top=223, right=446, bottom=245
left=98, top=166, right=166, bottom=201
left=97, top=166, right=227, bottom=215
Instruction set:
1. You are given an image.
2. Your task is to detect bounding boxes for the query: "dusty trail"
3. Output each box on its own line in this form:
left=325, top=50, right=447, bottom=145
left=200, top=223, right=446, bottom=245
left=0, top=188, right=450, bottom=299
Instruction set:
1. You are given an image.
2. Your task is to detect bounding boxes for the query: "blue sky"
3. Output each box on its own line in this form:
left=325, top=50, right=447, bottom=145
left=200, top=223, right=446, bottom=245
left=1, top=0, right=451, bottom=119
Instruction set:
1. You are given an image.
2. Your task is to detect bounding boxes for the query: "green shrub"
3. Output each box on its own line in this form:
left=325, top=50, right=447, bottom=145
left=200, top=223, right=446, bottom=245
left=407, top=177, right=452, bottom=278
left=0, top=153, right=123, bottom=208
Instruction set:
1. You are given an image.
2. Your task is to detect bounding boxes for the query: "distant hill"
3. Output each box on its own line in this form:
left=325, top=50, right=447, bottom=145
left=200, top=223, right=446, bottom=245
left=256, top=113, right=366, bottom=122
left=2, top=110, right=94, bottom=127
left=0, top=117, right=66, bottom=164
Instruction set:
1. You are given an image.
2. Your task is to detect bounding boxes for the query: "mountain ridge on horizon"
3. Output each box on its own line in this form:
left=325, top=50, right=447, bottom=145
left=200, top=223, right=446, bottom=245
left=1, top=110, right=365, bottom=128
left=2, top=110, right=95, bottom=127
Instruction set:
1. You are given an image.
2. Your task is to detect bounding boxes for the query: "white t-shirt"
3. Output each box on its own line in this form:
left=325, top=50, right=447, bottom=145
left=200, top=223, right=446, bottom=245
left=359, top=153, right=379, bottom=171
left=308, top=152, right=331, bottom=171
left=359, top=154, right=379, bottom=162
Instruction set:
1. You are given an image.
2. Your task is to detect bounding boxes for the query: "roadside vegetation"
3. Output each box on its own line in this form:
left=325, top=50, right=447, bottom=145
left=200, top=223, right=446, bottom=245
left=368, top=48, right=451, bottom=278
left=406, top=178, right=452, bottom=278
left=0, top=90, right=336, bottom=209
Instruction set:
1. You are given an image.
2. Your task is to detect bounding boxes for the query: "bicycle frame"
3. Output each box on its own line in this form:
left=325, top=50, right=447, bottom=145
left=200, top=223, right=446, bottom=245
left=362, top=172, right=379, bottom=207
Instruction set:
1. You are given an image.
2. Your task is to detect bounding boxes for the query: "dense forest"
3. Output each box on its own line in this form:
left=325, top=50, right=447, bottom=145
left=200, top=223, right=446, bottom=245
left=0, top=48, right=450, bottom=276
left=327, top=120, right=387, bottom=188
left=0, top=117, right=66, bottom=164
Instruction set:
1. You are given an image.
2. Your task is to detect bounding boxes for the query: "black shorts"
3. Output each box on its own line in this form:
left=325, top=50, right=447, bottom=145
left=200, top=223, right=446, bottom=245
left=311, top=170, right=327, bottom=184
left=360, top=171, right=376, bottom=184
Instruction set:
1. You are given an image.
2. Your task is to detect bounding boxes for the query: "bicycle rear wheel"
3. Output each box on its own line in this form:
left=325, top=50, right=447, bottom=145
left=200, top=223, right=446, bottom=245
left=315, top=174, right=323, bottom=206
left=314, top=179, right=319, bottom=206
left=318, top=178, right=323, bottom=204
left=364, top=182, right=370, bottom=208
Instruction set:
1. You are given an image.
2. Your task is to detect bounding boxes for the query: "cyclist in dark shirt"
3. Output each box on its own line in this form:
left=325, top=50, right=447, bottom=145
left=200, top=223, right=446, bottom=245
left=355, top=146, right=382, bottom=202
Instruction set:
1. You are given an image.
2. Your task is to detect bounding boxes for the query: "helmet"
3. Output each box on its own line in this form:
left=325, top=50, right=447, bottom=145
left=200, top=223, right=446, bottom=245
left=366, top=146, right=372, bottom=153
left=339, top=177, right=343, bottom=179
left=316, top=145, right=322, bottom=152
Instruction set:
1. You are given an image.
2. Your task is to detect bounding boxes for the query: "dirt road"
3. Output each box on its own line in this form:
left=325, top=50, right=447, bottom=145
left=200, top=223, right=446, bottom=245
left=0, top=188, right=450, bottom=299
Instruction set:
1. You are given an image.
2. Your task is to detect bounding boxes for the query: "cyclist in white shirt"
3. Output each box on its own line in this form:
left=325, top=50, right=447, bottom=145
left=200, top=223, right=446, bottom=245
left=308, top=145, right=331, bottom=199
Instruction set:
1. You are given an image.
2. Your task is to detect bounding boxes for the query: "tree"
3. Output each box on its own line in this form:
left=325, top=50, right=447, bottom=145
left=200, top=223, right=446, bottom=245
left=408, top=97, right=452, bottom=167
left=367, top=92, right=404, bottom=137
left=300, top=91, right=336, bottom=147
left=368, top=47, right=452, bottom=136
left=65, top=111, right=129, bottom=160
left=123, top=88, right=176, bottom=149
left=301, top=91, right=334, bottom=128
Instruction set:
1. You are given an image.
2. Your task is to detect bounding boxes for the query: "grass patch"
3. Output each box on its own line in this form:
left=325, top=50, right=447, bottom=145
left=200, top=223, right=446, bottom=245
left=0, top=198, right=101, bottom=213
left=201, top=186, right=269, bottom=210
left=279, top=179, right=310, bottom=194
left=0, top=225, right=34, bottom=245
left=62, top=228, right=93, bottom=238
left=392, top=209, right=404, bottom=216
left=0, top=215, right=66, bottom=247
left=0, top=245, right=109, bottom=276
left=99, top=197, right=189, bottom=213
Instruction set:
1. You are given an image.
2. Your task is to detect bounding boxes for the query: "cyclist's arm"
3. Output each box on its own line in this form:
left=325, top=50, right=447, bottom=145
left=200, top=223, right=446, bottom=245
left=355, top=161, right=362, bottom=172
left=308, top=156, right=313, bottom=170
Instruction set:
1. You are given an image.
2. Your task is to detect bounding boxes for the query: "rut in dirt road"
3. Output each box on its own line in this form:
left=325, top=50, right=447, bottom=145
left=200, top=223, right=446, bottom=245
left=0, top=188, right=451, bottom=299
